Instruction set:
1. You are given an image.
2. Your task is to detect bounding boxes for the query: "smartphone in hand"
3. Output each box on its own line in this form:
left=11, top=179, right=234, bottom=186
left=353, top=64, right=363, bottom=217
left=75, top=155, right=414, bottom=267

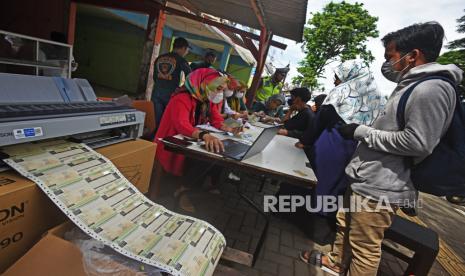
left=163, top=136, right=193, bottom=147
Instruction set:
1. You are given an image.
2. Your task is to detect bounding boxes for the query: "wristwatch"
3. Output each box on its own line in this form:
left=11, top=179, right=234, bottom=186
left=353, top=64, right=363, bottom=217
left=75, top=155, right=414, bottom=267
left=199, top=131, right=209, bottom=140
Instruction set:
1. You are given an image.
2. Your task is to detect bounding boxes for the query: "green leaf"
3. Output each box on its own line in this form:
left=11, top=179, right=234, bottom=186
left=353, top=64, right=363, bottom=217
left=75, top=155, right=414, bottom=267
left=294, top=1, right=379, bottom=90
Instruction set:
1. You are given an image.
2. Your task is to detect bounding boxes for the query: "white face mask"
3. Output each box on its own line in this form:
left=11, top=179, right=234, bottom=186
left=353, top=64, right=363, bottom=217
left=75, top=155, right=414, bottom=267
left=235, top=92, right=244, bottom=99
left=224, top=89, right=234, bottom=98
left=208, top=92, right=223, bottom=104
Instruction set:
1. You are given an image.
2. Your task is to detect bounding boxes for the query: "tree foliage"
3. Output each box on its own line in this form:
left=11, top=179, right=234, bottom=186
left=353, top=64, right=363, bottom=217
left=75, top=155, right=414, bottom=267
left=447, top=10, right=465, bottom=50
left=437, top=50, right=465, bottom=69
left=293, top=1, right=379, bottom=89
left=437, top=49, right=465, bottom=96
left=438, top=10, right=465, bottom=94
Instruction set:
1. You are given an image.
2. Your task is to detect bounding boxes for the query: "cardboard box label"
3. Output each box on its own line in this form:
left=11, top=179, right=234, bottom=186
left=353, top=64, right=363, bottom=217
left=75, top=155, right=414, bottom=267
left=0, top=201, right=27, bottom=227
left=0, top=178, right=15, bottom=186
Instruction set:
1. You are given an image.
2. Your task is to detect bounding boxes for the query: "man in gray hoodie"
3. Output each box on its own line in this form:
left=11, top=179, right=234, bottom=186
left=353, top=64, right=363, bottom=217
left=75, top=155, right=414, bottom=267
left=315, top=22, right=463, bottom=275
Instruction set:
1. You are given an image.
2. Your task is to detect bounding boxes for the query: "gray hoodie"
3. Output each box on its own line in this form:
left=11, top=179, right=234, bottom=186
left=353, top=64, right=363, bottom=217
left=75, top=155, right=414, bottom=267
left=346, top=62, right=463, bottom=205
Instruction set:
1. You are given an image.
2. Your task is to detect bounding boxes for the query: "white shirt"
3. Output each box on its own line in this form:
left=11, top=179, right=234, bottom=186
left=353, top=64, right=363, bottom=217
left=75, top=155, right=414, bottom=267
left=223, top=99, right=236, bottom=115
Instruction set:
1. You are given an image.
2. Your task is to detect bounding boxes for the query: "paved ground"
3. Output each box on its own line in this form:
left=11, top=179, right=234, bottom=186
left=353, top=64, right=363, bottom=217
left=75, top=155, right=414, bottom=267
left=152, top=170, right=461, bottom=275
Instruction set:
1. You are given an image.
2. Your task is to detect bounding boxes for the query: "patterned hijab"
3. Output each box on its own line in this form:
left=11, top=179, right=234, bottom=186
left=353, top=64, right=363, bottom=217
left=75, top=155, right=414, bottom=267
left=184, top=68, right=228, bottom=102
left=323, top=59, right=384, bottom=126
left=179, top=68, right=228, bottom=123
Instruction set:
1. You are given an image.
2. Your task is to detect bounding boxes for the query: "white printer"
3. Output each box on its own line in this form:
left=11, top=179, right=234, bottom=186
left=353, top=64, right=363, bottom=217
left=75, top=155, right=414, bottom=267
left=0, top=73, right=145, bottom=148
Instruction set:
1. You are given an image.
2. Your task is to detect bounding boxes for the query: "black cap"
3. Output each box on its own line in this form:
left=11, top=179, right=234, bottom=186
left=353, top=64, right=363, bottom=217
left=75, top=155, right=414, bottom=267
left=173, top=37, right=191, bottom=49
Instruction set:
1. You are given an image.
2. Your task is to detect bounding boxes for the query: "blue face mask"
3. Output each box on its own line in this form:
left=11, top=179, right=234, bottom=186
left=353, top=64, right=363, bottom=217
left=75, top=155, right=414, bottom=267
left=381, top=52, right=412, bottom=83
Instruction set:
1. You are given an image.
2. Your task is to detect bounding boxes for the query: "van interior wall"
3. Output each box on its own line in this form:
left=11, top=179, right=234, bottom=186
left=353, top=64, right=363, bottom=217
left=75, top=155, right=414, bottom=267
left=73, top=6, right=145, bottom=97
left=0, top=0, right=67, bottom=40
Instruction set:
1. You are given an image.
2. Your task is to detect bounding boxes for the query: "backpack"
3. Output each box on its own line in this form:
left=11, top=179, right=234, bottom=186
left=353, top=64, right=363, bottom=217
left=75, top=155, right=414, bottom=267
left=397, top=76, right=465, bottom=196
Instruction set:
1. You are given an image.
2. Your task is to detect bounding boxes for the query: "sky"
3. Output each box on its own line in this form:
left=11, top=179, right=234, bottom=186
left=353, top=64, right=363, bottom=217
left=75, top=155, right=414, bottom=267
left=269, top=0, right=464, bottom=96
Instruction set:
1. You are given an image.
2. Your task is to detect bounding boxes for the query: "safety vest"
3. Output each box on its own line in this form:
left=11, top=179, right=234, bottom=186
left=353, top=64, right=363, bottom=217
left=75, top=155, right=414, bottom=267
left=255, top=76, right=283, bottom=102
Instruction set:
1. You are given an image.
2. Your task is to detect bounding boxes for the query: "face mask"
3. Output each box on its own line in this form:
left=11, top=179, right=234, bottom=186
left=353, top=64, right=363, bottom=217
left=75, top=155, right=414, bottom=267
left=381, top=52, right=412, bottom=83
left=208, top=92, right=223, bottom=104
left=224, top=89, right=234, bottom=98
left=235, top=92, right=244, bottom=99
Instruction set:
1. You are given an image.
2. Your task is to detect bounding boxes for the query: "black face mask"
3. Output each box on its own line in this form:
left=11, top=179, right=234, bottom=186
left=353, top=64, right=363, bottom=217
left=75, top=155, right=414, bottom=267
left=381, top=52, right=413, bottom=83
left=287, top=98, right=293, bottom=106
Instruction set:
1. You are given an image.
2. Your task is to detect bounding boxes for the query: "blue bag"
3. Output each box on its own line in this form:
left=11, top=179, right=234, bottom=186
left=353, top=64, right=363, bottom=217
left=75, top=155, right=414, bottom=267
left=397, top=76, right=465, bottom=196
left=310, top=126, right=357, bottom=216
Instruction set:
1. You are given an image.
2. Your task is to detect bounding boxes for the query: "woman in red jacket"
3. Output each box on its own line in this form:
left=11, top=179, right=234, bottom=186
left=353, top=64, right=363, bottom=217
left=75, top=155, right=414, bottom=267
left=155, top=68, right=234, bottom=174
left=155, top=69, right=239, bottom=211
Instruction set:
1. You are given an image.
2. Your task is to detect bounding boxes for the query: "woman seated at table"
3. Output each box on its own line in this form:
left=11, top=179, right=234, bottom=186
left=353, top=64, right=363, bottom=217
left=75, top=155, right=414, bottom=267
left=218, top=75, right=236, bottom=119
left=155, top=68, right=239, bottom=210
left=253, top=93, right=285, bottom=121
left=219, top=76, right=248, bottom=120
left=226, top=81, right=249, bottom=119
left=277, top=87, right=314, bottom=140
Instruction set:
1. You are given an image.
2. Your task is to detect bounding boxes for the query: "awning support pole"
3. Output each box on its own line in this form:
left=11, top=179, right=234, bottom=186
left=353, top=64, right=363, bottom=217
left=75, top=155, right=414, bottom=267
left=137, top=10, right=160, bottom=97
left=240, top=35, right=259, bottom=61
left=67, top=1, right=77, bottom=45
left=246, top=27, right=272, bottom=108
left=144, top=9, right=166, bottom=100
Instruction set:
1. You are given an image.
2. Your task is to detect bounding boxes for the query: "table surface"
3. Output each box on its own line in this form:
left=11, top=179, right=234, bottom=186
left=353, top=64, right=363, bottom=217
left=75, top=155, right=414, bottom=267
left=169, top=124, right=317, bottom=187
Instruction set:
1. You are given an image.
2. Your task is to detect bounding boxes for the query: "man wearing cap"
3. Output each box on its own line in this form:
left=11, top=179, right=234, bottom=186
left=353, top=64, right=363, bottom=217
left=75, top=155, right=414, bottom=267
left=190, top=49, right=217, bottom=71
left=254, top=66, right=289, bottom=103
left=152, top=37, right=192, bottom=130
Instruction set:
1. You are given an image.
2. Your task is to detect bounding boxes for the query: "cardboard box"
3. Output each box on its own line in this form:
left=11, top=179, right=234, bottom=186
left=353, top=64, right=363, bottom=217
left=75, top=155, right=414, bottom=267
left=0, top=171, right=66, bottom=273
left=95, top=139, right=156, bottom=194
left=0, top=139, right=156, bottom=272
left=3, top=222, right=150, bottom=276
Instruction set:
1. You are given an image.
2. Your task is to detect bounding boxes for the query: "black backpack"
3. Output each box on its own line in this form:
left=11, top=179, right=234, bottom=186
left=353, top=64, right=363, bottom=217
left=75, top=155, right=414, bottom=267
left=397, top=76, right=465, bottom=196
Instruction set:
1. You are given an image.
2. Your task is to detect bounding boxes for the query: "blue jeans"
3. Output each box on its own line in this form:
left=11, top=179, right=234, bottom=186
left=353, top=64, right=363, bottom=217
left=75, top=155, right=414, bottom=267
left=152, top=96, right=169, bottom=134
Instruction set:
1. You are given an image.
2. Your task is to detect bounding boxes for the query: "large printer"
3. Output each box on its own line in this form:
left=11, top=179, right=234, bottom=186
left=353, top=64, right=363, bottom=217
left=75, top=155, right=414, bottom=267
left=0, top=73, right=145, bottom=148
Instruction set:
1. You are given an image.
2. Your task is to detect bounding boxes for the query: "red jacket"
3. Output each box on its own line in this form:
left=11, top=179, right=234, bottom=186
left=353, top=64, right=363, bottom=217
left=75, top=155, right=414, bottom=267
left=154, top=92, right=224, bottom=176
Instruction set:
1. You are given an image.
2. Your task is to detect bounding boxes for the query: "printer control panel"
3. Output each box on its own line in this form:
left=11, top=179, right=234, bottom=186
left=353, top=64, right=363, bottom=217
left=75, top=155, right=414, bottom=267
left=99, top=113, right=137, bottom=127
